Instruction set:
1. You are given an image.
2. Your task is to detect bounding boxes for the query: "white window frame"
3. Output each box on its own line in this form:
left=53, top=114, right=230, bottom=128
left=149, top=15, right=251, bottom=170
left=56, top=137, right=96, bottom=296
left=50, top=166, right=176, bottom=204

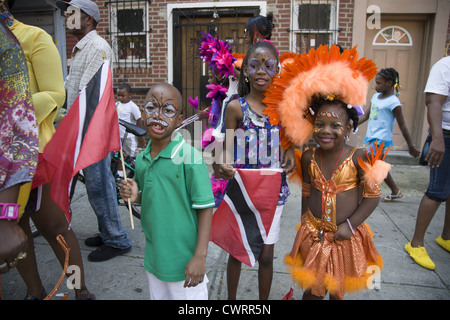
left=109, top=1, right=150, bottom=67
left=290, top=0, right=339, bottom=52
left=373, top=26, right=413, bottom=46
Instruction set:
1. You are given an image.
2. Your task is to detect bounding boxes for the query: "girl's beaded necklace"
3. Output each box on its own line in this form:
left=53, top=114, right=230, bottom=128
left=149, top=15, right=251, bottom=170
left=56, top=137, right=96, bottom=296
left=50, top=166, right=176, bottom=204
left=318, top=143, right=345, bottom=241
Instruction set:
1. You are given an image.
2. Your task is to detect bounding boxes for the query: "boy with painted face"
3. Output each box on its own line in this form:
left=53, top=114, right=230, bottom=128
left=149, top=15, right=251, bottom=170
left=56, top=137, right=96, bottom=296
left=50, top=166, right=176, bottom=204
left=120, top=83, right=215, bottom=300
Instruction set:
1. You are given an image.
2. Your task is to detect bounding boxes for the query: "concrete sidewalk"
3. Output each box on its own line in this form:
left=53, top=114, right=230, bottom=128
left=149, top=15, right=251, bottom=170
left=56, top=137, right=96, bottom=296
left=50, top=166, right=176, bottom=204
left=1, top=157, right=449, bottom=300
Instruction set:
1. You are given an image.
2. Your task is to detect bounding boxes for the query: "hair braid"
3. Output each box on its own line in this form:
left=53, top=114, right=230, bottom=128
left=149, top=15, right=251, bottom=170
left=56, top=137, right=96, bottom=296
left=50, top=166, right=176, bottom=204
left=378, top=68, right=400, bottom=95
left=246, top=13, right=275, bottom=42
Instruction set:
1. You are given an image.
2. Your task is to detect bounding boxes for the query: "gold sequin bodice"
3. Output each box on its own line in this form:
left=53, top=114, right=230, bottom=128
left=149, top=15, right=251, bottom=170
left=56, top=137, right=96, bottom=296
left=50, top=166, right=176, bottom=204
left=308, top=148, right=359, bottom=231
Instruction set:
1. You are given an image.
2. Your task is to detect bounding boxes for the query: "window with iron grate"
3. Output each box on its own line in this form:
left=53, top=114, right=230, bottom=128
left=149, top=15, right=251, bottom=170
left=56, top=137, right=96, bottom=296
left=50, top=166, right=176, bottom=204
left=292, top=0, right=338, bottom=54
left=107, top=0, right=152, bottom=69
left=291, top=1, right=339, bottom=149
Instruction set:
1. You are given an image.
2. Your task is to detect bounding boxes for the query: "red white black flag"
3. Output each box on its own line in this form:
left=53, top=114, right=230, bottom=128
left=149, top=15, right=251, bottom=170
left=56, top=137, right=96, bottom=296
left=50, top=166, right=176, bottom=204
left=32, top=61, right=120, bottom=223
left=210, top=169, right=282, bottom=267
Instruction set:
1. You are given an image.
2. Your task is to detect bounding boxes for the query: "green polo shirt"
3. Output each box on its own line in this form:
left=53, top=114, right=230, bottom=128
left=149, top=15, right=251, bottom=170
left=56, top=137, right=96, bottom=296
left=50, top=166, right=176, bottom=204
left=135, top=132, right=215, bottom=282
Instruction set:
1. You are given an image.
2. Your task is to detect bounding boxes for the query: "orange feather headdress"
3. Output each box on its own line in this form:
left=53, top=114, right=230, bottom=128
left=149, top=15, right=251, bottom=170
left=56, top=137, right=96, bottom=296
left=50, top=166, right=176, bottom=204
left=232, top=53, right=246, bottom=71
left=263, top=44, right=377, bottom=147
left=279, top=51, right=297, bottom=73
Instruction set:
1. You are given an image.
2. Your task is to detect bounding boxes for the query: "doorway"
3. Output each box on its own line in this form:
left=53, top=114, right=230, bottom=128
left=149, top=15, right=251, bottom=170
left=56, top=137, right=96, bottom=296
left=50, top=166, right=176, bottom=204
left=171, top=7, right=259, bottom=132
left=354, top=15, right=427, bottom=150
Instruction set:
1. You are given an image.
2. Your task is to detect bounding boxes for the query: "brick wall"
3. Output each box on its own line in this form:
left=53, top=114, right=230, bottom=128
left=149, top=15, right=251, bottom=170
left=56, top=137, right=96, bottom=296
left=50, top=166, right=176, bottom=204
left=63, top=0, right=450, bottom=108
left=65, top=0, right=294, bottom=107
left=124, top=0, right=292, bottom=107
left=337, top=0, right=354, bottom=49
left=267, top=0, right=292, bottom=54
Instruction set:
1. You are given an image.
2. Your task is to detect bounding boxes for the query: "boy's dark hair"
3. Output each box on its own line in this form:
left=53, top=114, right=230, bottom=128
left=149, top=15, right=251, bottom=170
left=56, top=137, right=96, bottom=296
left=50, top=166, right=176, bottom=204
left=378, top=68, right=400, bottom=95
left=310, top=97, right=359, bottom=132
left=237, top=40, right=279, bottom=97
left=246, top=13, right=275, bottom=42
left=118, top=83, right=132, bottom=93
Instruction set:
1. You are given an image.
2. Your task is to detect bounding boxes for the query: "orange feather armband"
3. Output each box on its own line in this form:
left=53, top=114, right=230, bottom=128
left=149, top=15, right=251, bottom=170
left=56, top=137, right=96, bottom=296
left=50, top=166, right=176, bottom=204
left=358, top=142, right=391, bottom=198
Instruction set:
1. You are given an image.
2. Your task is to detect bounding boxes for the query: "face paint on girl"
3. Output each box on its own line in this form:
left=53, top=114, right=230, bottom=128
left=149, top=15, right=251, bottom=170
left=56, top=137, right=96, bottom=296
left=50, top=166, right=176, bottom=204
left=312, top=104, right=351, bottom=151
left=317, top=111, right=340, bottom=119
left=248, top=57, right=277, bottom=78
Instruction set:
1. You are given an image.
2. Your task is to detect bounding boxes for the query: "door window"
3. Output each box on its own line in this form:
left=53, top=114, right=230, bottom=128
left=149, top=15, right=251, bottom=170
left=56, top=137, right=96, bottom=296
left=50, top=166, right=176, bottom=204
left=373, top=26, right=413, bottom=46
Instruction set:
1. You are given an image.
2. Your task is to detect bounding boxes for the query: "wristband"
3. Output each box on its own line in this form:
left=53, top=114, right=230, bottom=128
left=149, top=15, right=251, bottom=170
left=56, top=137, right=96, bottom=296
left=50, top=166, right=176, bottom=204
left=346, top=219, right=356, bottom=235
left=0, top=203, right=20, bottom=220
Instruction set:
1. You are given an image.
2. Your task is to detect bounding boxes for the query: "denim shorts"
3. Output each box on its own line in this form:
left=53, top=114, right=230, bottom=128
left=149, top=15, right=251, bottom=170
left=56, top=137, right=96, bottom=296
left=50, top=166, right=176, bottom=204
left=425, top=130, right=450, bottom=202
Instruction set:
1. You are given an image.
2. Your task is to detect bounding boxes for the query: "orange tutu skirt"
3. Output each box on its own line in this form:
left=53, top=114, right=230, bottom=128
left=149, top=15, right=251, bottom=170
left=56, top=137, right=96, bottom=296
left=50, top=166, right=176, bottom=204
left=285, top=210, right=383, bottom=300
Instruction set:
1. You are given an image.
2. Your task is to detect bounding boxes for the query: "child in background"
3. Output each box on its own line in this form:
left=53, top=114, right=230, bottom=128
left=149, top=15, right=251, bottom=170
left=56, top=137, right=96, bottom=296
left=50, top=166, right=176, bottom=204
left=217, top=41, right=295, bottom=300
left=263, top=45, right=388, bottom=299
left=120, top=83, right=215, bottom=300
left=359, top=68, right=420, bottom=202
left=244, top=13, right=275, bottom=45
left=116, top=83, right=145, bottom=158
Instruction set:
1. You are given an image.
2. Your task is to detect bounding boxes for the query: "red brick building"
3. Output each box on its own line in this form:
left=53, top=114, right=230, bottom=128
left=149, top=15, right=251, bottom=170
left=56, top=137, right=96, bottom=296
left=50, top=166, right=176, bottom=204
left=77, top=0, right=358, bottom=110
left=12, top=0, right=450, bottom=150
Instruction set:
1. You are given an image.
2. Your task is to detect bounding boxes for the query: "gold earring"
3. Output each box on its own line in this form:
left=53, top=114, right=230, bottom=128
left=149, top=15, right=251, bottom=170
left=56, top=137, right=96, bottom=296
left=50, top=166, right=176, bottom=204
left=245, top=77, right=249, bottom=83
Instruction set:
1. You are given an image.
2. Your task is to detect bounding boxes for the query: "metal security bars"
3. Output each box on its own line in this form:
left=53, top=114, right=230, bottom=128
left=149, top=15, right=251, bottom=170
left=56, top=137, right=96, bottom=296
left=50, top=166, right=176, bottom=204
left=107, top=0, right=152, bottom=69
left=290, top=0, right=338, bottom=53
left=171, top=7, right=258, bottom=129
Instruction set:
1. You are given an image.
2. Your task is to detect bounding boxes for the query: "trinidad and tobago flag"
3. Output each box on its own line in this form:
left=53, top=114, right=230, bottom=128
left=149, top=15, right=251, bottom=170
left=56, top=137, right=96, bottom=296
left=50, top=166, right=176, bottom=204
left=210, top=169, right=282, bottom=267
left=32, top=61, right=120, bottom=223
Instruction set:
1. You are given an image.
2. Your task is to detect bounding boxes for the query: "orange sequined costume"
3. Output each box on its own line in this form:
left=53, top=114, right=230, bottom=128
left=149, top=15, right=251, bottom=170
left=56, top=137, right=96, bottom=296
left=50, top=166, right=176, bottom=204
left=284, top=148, right=384, bottom=300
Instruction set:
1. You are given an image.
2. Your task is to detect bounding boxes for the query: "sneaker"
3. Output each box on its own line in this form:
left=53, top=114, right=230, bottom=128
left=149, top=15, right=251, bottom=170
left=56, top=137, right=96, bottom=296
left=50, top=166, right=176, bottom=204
left=436, top=236, right=450, bottom=252
left=405, top=242, right=435, bottom=270
left=88, top=244, right=131, bottom=262
left=85, top=234, right=103, bottom=247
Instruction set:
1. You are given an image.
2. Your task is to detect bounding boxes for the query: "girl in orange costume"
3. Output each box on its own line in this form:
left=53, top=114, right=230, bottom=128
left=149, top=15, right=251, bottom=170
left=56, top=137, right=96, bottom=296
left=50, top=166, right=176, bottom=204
left=263, top=44, right=390, bottom=299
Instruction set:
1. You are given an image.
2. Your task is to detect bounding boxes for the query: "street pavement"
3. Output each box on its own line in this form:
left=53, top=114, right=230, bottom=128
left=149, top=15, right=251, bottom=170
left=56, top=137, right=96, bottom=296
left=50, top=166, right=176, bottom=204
left=1, top=152, right=449, bottom=301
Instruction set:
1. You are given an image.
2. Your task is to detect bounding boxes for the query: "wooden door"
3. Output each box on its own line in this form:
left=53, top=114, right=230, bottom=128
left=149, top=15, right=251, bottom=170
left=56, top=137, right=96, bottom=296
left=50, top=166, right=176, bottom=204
left=354, top=17, right=426, bottom=150
left=172, top=7, right=258, bottom=135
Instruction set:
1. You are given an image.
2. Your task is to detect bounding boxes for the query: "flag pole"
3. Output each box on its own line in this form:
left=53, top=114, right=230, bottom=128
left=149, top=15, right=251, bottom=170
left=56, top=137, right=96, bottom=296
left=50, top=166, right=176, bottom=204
left=101, top=51, right=134, bottom=230
left=119, top=149, right=134, bottom=229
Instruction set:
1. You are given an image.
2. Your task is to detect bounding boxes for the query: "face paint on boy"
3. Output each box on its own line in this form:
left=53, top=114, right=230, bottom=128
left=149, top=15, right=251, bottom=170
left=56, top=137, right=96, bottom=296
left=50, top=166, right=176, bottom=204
left=145, top=117, right=169, bottom=128
left=144, top=96, right=178, bottom=125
